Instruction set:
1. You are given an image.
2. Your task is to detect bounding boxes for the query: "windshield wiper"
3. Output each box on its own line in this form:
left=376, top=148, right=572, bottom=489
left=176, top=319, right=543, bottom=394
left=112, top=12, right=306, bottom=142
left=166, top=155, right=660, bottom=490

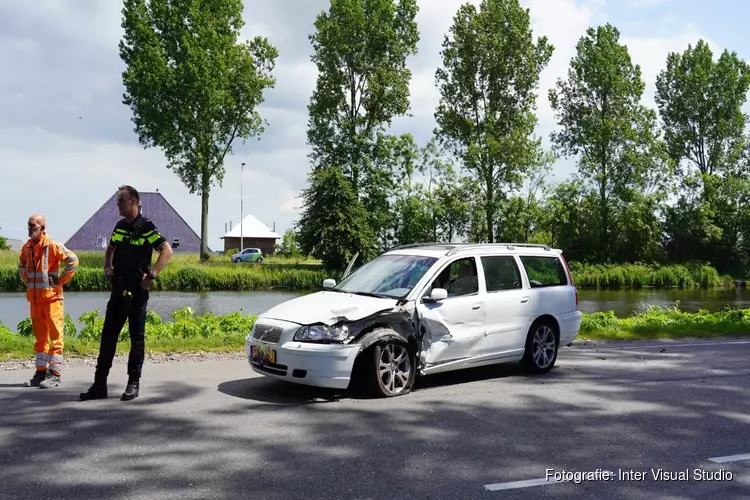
left=348, top=291, right=390, bottom=298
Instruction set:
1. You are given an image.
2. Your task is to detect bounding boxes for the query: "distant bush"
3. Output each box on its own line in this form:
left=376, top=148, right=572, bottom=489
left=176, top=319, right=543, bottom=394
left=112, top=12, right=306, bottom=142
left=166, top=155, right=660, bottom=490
left=569, top=262, right=732, bottom=289
left=1, top=307, right=258, bottom=359
left=0, top=250, right=733, bottom=291
left=4, top=304, right=750, bottom=361
left=580, top=303, right=750, bottom=339
left=0, top=264, right=329, bottom=292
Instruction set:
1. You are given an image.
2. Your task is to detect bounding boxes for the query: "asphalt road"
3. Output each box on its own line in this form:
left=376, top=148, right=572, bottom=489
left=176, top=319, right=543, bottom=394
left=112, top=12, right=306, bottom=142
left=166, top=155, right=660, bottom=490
left=2, top=339, right=750, bottom=500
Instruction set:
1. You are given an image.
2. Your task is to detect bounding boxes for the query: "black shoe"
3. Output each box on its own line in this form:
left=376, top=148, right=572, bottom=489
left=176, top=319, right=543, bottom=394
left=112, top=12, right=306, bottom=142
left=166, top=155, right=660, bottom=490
left=79, top=383, right=108, bottom=401
left=121, top=380, right=139, bottom=401
left=24, top=369, right=47, bottom=387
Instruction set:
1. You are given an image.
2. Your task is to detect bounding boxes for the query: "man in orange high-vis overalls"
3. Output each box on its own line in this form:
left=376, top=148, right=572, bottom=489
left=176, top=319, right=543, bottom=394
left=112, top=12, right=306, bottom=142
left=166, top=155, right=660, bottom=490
left=18, top=214, right=79, bottom=389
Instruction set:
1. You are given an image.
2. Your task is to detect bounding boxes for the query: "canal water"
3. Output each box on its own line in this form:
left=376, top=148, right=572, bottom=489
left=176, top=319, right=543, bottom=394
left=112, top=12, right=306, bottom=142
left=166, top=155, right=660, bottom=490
left=2, top=287, right=750, bottom=333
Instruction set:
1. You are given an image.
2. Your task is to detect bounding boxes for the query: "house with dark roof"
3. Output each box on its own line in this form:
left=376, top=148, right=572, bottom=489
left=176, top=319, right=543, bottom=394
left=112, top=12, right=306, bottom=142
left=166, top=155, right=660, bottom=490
left=221, top=213, right=280, bottom=254
left=65, top=190, right=203, bottom=252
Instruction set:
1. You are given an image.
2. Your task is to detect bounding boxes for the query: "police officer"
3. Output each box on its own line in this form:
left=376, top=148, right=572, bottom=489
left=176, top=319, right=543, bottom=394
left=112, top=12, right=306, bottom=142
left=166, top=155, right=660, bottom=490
left=80, top=185, right=173, bottom=401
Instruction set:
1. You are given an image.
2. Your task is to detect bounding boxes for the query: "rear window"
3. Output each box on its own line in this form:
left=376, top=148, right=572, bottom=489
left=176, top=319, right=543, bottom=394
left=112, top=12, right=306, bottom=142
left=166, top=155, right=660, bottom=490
left=519, top=256, right=568, bottom=287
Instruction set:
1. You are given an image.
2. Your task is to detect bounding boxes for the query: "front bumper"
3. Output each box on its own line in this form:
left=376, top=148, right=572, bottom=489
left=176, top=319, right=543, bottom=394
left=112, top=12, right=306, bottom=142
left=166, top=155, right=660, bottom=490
left=245, top=319, right=361, bottom=390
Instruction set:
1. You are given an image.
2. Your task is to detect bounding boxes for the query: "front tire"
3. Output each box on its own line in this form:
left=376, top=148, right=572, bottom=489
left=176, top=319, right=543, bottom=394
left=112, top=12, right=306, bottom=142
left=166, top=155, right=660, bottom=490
left=365, top=341, right=415, bottom=397
left=521, top=319, right=559, bottom=374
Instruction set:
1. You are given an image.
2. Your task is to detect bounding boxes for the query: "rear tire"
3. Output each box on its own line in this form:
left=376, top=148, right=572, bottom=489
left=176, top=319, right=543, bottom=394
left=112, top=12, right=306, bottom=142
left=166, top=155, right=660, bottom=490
left=365, top=340, right=415, bottom=397
left=521, top=319, right=559, bottom=374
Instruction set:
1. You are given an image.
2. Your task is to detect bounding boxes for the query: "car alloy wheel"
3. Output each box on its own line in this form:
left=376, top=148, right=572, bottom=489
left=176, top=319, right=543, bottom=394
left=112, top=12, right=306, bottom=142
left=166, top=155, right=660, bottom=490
left=521, top=319, right=558, bottom=374
left=532, top=325, right=556, bottom=370
left=368, top=341, right=414, bottom=397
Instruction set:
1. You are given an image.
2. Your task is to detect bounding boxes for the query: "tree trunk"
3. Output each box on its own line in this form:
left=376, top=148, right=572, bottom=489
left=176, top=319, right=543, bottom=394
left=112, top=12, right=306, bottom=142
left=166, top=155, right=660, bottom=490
left=200, top=170, right=211, bottom=263
left=485, top=179, right=494, bottom=243
left=600, top=184, right=608, bottom=263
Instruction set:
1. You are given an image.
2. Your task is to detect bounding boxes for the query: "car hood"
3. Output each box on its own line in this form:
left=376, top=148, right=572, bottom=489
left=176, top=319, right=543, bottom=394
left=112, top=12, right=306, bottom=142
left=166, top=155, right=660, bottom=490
left=260, top=291, right=399, bottom=326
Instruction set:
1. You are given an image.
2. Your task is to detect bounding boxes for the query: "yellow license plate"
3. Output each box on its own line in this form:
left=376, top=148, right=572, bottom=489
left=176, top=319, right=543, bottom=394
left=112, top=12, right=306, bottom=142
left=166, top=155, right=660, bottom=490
left=251, top=345, right=276, bottom=364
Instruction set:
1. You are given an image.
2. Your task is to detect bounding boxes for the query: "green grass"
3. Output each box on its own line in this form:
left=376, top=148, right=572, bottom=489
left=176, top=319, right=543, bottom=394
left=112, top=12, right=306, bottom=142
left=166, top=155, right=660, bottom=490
left=3, top=303, right=750, bottom=361
left=580, top=303, right=750, bottom=340
left=0, top=249, right=322, bottom=268
left=0, top=249, right=328, bottom=292
left=569, top=262, right=735, bottom=289
left=0, top=250, right=738, bottom=291
left=0, top=264, right=329, bottom=295
left=1, top=307, right=255, bottom=361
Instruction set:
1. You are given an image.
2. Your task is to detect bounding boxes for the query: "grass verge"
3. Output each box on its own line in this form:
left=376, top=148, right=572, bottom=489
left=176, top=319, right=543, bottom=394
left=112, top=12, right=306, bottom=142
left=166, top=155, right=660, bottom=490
left=1, top=307, right=253, bottom=361
left=569, top=261, right=734, bottom=289
left=1, top=250, right=738, bottom=291
left=3, top=304, right=750, bottom=362
left=0, top=250, right=321, bottom=268
left=580, top=304, right=750, bottom=340
left=0, top=264, right=329, bottom=292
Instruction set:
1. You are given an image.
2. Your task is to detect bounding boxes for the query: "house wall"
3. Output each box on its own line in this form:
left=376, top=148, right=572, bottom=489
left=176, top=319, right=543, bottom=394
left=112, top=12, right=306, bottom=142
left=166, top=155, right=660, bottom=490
left=222, top=237, right=277, bottom=255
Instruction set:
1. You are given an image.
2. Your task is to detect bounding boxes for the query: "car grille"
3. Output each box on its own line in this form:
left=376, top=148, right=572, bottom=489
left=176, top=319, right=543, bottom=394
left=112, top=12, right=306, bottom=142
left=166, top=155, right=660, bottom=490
left=253, top=324, right=283, bottom=343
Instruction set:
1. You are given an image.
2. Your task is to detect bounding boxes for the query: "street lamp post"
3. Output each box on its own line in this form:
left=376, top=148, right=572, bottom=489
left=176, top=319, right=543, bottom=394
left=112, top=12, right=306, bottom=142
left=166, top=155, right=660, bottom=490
left=241, top=162, right=245, bottom=252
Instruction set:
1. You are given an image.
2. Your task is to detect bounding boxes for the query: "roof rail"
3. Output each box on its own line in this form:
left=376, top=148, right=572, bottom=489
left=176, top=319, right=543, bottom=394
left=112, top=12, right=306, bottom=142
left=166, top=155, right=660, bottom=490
left=389, top=243, right=459, bottom=251
left=446, top=242, right=550, bottom=256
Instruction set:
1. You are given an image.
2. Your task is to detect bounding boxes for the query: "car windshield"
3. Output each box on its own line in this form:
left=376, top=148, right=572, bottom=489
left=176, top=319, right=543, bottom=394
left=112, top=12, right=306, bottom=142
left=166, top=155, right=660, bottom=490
left=334, top=254, right=438, bottom=299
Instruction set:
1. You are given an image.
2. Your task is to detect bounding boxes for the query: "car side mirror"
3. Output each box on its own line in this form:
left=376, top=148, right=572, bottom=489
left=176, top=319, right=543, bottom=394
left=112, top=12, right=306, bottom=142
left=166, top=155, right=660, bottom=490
left=423, top=287, right=447, bottom=302
left=323, top=279, right=336, bottom=289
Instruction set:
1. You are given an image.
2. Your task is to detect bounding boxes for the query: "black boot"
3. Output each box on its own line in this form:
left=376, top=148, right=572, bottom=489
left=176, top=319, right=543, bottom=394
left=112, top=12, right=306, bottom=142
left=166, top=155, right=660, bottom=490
left=24, top=369, right=47, bottom=387
left=121, top=378, right=139, bottom=401
left=79, top=381, right=108, bottom=401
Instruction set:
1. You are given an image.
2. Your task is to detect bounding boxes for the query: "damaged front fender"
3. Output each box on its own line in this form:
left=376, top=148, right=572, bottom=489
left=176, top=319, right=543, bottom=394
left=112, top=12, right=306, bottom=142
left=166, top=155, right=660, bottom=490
left=354, top=327, right=411, bottom=352
left=344, top=301, right=427, bottom=369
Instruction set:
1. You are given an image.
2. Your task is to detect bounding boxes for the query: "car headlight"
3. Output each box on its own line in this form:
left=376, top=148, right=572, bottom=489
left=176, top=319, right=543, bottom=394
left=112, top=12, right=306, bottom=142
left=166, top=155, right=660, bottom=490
left=293, top=324, right=354, bottom=343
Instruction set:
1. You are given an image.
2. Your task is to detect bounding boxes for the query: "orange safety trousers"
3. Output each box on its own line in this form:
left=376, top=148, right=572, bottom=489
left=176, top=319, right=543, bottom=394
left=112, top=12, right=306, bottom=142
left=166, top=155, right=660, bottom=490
left=30, top=299, right=64, bottom=375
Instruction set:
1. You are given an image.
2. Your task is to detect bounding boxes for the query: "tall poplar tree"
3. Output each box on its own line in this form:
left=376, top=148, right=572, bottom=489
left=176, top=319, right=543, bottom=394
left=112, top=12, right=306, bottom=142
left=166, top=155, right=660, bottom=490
left=548, top=24, right=667, bottom=262
left=296, top=0, right=420, bottom=267
left=119, top=0, right=278, bottom=260
left=433, top=0, right=553, bottom=242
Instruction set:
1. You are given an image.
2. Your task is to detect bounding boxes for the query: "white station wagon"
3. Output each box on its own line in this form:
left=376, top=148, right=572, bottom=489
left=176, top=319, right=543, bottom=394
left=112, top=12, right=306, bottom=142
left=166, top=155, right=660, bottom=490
left=245, top=243, right=582, bottom=397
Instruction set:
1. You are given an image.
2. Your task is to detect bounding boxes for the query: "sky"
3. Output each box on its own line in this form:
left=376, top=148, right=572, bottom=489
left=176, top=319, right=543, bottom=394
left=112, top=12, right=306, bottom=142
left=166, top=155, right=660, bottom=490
left=1, top=0, right=748, bottom=251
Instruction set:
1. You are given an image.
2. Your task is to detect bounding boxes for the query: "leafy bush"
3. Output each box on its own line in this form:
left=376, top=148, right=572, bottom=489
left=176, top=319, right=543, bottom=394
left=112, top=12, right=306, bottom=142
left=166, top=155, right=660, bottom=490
left=72, top=306, right=256, bottom=342
left=0, top=264, right=329, bottom=292
left=0, top=249, right=321, bottom=268
left=1, top=306, right=259, bottom=360
left=580, top=302, right=750, bottom=339
left=16, top=313, right=76, bottom=338
left=4, top=303, right=750, bottom=360
left=569, top=262, right=733, bottom=289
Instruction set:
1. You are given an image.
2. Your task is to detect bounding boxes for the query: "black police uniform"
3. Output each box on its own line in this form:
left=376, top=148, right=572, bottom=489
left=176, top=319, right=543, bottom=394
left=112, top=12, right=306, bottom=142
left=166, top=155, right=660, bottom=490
left=93, top=214, right=166, bottom=386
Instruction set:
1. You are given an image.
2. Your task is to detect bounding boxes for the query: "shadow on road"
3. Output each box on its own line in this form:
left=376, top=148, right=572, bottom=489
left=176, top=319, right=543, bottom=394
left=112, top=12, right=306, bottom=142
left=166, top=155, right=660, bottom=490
left=217, top=357, right=538, bottom=406
left=2, top=345, right=750, bottom=499
left=0, top=382, right=26, bottom=388
left=413, top=359, right=543, bottom=391
left=217, top=377, right=345, bottom=405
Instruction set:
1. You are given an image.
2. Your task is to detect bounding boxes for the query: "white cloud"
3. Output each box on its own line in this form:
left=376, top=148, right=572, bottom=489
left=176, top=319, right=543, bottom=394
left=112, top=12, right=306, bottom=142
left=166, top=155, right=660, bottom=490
left=623, top=29, right=721, bottom=107
left=0, top=0, right=738, bottom=252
